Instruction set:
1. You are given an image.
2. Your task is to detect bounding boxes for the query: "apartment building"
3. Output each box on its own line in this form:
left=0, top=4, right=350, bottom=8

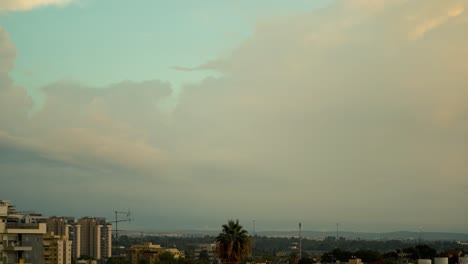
left=76, top=217, right=112, bottom=260
left=43, top=233, right=72, bottom=264
left=0, top=200, right=47, bottom=264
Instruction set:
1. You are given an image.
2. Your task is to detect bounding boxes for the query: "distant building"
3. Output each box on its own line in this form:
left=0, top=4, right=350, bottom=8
left=0, top=200, right=47, bottom=264
left=194, top=243, right=217, bottom=263
left=434, top=257, right=448, bottom=264
left=348, top=259, right=363, bottom=264
left=70, top=222, right=81, bottom=260
left=43, top=232, right=72, bottom=264
left=24, top=214, right=49, bottom=224
left=76, top=260, right=98, bottom=264
left=460, top=255, right=468, bottom=264
left=47, top=216, right=72, bottom=238
left=418, top=259, right=432, bottom=264
left=128, top=243, right=182, bottom=264
left=47, top=216, right=81, bottom=262
left=76, top=217, right=112, bottom=260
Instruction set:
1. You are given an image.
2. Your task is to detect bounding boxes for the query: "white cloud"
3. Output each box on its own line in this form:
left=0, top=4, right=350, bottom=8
left=410, top=4, right=465, bottom=40
left=1, top=0, right=468, bottom=230
left=0, top=0, right=70, bottom=11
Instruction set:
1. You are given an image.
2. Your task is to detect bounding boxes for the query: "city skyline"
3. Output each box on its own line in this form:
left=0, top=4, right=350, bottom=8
left=1, top=0, right=468, bottom=233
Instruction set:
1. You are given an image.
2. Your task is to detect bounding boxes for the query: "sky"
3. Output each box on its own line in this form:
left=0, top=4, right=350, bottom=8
left=0, top=0, right=468, bottom=233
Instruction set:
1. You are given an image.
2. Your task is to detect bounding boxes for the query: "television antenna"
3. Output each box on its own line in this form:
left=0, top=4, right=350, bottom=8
left=113, top=210, right=131, bottom=240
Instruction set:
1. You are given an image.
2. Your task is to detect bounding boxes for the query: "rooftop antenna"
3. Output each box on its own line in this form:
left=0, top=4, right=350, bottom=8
left=113, top=210, right=131, bottom=241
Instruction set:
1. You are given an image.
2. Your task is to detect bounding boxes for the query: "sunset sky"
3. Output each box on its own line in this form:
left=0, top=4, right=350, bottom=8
left=1, top=0, right=467, bottom=233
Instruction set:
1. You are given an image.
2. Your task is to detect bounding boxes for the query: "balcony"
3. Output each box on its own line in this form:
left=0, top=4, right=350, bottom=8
left=3, top=241, right=33, bottom=251
left=5, top=222, right=46, bottom=234
left=6, top=223, right=39, bottom=229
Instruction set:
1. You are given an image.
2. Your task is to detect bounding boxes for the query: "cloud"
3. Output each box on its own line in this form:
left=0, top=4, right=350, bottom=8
left=0, top=29, right=34, bottom=133
left=2, top=0, right=468, bottom=230
left=0, top=30, right=172, bottom=172
left=170, top=0, right=468, bottom=228
left=410, top=4, right=465, bottom=40
left=0, top=0, right=70, bottom=11
left=172, top=60, right=229, bottom=72
left=0, top=28, right=16, bottom=74
left=5, top=80, right=173, bottom=172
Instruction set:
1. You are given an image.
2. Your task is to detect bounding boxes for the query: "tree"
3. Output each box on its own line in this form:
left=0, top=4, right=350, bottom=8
left=107, top=256, right=132, bottom=264
left=158, top=251, right=176, bottom=264
left=216, top=219, right=252, bottom=264
left=354, top=250, right=382, bottom=263
left=298, top=257, right=314, bottom=264
left=198, top=250, right=211, bottom=264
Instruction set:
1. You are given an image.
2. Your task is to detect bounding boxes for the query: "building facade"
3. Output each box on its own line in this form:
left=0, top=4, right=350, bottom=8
left=76, top=217, right=112, bottom=260
left=128, top=243, right=182, bottom=264
left=43, top=233, right=72, bottom=264
left=194, top=244, right=217, bottom=263
left=0, top=200, right=47, bottom=264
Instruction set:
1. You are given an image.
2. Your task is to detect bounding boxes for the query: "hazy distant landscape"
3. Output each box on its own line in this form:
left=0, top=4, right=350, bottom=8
left=124, top=230, right=468, bottom=241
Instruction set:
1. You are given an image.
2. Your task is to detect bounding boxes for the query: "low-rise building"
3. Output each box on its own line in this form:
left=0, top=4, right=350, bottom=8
left=128, top=243, right=182, bottom=264
left=460, top=255, right=468, bottom=264
left=348, top=258, right=363, bottom=264
left=194, top=243, right=217, bottom=263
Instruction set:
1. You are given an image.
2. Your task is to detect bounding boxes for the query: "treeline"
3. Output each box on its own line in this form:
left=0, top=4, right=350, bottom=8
left=313, top=245, right=465, bottom=264
left=253, top=236, right=463, bottom=256
left=110, top=235, right=466, bottom=264
left=116, top=234, right=465, bottom=258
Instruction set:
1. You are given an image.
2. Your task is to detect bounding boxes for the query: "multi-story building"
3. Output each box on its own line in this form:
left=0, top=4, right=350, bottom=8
left=47, top=217, right=72, bottom=238
left=43, top=233, right=72, bottom=264
left=46, top=216, right=82, bottom=263
left=24, top=214, right=49, bottom=224
left=76, top=217, right=112, bottom=260
left=69, top=223, right=81, bottom=260
left=0, top=200, right=47, bottom=264
left=96, top=218, right=112, bottom=259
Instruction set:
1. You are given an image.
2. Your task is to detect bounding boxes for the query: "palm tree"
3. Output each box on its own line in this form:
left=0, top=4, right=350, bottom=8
left=216, top=219, right=252, bottom=264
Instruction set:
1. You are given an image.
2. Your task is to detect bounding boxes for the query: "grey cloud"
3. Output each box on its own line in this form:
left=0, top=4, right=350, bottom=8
left=170, top=0, right=468, bottom=229
left=2, top=0, right=468, bottom=231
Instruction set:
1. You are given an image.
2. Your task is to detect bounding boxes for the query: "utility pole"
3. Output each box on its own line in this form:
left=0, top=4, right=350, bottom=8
left=253, top=219, right=256, bottom=236
left=299, top=222, right=302, bottom=262
left=252, top=219, right=256, bottom=257
left=418, top=227, right=423, bottom=244
left=336, top=223, right=339, bottom=240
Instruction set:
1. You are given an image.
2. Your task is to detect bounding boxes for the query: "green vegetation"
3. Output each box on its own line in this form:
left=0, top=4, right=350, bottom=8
left=114, top=234, right=467, bottom=264
left=215, top=219, right=252, bottom=264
